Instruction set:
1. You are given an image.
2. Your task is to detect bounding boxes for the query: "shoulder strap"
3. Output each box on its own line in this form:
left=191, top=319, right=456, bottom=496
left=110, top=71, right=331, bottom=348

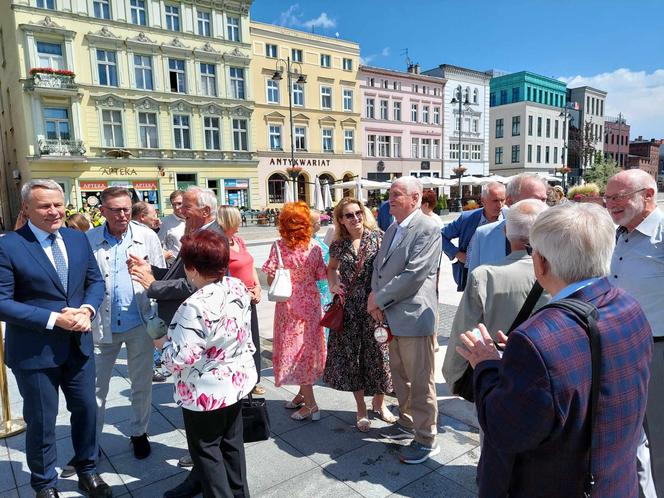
left=274, top=241, right=284, bottom=269
left=506, top=281, right=544, bottom=334
left=537, top=298, right=600, bottom=497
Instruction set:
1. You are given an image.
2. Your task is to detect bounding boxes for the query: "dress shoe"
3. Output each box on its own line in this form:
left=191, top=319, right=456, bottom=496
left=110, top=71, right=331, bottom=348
left=78, top=472, right=112, bottom=498
left=177, top=453, right=193, bottom=468
left=60, top=457, right=76, bottom=478
left=36, top=488, right=60, bottom=498
left=130, top=433, right=151, bottom=459
left=163, top=476, right=202, bottom=498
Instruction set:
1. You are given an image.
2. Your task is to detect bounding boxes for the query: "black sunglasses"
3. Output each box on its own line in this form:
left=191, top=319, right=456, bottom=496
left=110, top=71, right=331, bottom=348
left=342, top=210, right=364, bottom=221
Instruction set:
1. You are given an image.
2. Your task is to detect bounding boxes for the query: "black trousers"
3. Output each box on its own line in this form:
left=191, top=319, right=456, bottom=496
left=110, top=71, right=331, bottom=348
left=250, top=303, right=261, bottom=383
left=182, top=403, right=249, bottom=498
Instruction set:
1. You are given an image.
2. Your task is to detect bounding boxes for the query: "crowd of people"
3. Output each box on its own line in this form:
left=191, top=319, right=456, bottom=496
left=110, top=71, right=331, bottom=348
left=0, top=170, right=662, bottom=498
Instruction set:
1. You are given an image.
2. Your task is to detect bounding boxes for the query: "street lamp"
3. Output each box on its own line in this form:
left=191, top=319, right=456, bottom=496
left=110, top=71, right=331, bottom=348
left=450, top=86, right=471, bottom=211
left=559, top=106, right=574, bottom=185
left=272, top=57, right=307, bottom=202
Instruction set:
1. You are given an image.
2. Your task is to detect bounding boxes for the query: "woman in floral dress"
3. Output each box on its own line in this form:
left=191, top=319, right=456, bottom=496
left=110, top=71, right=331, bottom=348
left=262, top=202, right=328, bottom=421
left=325, top=197, right=395, bottom=432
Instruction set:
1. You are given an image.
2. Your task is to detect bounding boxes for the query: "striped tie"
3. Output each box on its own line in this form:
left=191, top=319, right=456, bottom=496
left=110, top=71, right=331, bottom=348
left=48, top=233, right=68, bottom=292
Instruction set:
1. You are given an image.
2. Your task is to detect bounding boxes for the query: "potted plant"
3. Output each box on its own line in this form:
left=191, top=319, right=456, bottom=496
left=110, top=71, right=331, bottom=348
left=436, top=194, right=449, bottom=215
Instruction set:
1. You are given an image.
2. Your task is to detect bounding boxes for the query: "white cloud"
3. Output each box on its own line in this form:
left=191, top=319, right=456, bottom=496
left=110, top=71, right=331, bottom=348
left=381, top=47, right=391, bottom=57
left=360, top=55, right=376, bottom=65
left=278, top=4, right=302, bottom=26
left=278, top=4, right=336, bottom=31
left=559, top=68, right=664, bottom=139
left=302, top=12, right=336, bottom=30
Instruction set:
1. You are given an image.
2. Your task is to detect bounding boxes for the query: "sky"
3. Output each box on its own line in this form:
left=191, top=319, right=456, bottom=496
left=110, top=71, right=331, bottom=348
left=251, top=0, right=664, bottom=140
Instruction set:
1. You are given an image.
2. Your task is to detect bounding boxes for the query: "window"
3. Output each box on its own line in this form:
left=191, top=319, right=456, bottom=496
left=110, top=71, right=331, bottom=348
left=292, top=83, right=304, bottom=106
left=130, top=0, right=146, bottom=25
left=527, top=87, right=531, bottom=101
left=554, top=146, right=558, bottom=164
left=546, top=118, right=551, bottom=138
left=368, top=77, right=375, bottom=87
left=512, top=116, right=521, bottom=136
left=536, top=145, right=542, bottom=163
left=168, top=58, right=186, bottom=93
left=545, top=146, right=550, bottom=163
left=203, top=117, right=220, bottom=150
left=537, top=117, right=542, bottom=137
left=320, top=54, right=331, bottom=68
left=380, top=100, right=388, bottom=120
left=229, top=67, right=245, bottom=99
left=320, top=86, right=332, bottom=109
left=37, top=0, right=55, bottom=8
left=462, top=143, right=470, bottom=160
left=393, top=102, right=401, bottom=121
left=411, top=138, right=419, bottom=158
left=343, top=58, right=353, bottom=71
left=97, top=49, right=117, bottom=87
left=495, top=118, right=504, bottom=138
left=265, top=44, right=277, bottom=58
left=528, top=115, right=533, bottom=136
left=512, top=87, right=520, bottom=102
left=134, top=55, right=153, bottom=90
left=495, top=147, right=503, bottom=164
left=294, top=126, right=306, bottom=151
left=44, top=108, right=70, bottom=140
left=393, top=137, right=401, bottom=158
left=226, top=16, right=240, bottom=42
left=232, top=119, right=248, bottom=151
left=322, top=128, right=333, bottom=152
left=473, top=88, right=479, bottom=104
left=421, top=138, right=431, bottom=158
left=433, top=139, right=440, bottom=159
left=268, top=174, right=286, bottom=203
left=473, top=119, right=479, bottom=133
left=449, top=143, right=459, bottom=160
left=527, top=144, right=532, bottom=162
left=138, top=112, right=158, bottom=148
left=165, top=4, right=180, bottom=31
left=266, top=80, right=279, bottom=104
left=433, top=107, right=440, bottom=125
left=511, top=145, right=520, bottom=163
left=200, top=63, right=216, bottom=96
left=378, top=136, right=391, bottom=157
left=343, top=89, right=353, bottom=112
left=37, top=41, right=63, bottom=69
left=554, top=120, right=559, bottom=139
left=172, top=115, right=190, bottom=149
left=489, top=92, right=496, bottom=106
left=500, top=89, right=507, bottom=105
left=101, top=110, right=123, bottom=147
left=197, top=11, right=211, bottom=36
left=422, top=106, right=429, bottom=124
left=411, top=104, right=418, bottom=122
left=268, top=125, right=282, bottom=151
left=367, top=135, right=376, bottom=156
left=291, top=48, right=303, bottom=62
left=344, top=130, right=354, bottom=152
left=93, top=0, right=110, bottom=19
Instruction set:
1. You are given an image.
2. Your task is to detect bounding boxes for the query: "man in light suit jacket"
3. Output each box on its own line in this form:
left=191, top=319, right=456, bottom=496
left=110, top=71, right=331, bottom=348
left=441, top=182, right=506, bottom=291
left=368, top=176, right=443, bottom=465
left=0, top=180, right=110, bottom=498
left=466, top=173, right=548, bottom=273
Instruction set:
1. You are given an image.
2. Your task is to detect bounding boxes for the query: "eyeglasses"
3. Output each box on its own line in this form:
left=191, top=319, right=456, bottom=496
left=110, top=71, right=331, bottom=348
left=525, top=244, right=533, bottom=256
left=103, top=206, right=131, bottom=215
left=342, top=210, right=364, bottom=221
left=602, top=188, right=646, bottom=204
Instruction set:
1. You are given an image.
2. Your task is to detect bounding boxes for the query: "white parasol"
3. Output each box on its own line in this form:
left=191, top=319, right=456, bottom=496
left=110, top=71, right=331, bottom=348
left=313, top=176, right=325, bottom=211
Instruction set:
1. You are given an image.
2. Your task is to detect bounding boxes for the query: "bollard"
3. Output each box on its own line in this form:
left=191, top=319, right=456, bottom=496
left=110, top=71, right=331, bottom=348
left=0, top=321, right=26, bottom=438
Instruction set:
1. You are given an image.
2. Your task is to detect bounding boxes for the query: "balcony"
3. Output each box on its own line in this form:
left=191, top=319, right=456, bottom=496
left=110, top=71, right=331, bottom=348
left=38, top=137, right=86, bottom=156
left=25, top=69, right=79, bottom=94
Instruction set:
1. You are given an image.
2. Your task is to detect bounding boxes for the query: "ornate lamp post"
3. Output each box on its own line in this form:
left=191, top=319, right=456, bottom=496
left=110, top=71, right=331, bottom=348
left=557, top=166, right=571, bottom=192
left=559, top=105, right=574, bottom=185
left=450, top=85, right=471, bottom=212
left=272, top=57, right=306, bottom=202
left=285, top=165, right=302, bottom=200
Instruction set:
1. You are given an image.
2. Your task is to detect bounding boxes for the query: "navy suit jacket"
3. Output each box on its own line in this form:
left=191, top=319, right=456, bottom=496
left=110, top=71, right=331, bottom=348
left=0, top=224, right=105, bottom=370
left=474, top=278, right=652, bottom=498
left=441, top=208, right=484, bottom=291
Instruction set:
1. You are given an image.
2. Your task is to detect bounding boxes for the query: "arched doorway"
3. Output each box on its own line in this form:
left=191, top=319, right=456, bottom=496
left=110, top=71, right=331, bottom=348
left=342, top=173, right=353, bottom=198
left=297, top=172, right=308, bottom=203
left=267, top=173, right=287, bottom=204
left=319, top=173, right=336, bottom=202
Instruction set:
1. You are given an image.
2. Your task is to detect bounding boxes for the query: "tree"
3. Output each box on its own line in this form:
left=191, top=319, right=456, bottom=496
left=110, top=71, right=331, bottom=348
left=582, top=152, right=621, bottom=191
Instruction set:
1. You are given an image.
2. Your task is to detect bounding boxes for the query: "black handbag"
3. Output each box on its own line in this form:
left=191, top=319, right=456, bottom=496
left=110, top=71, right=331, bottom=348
left=453, top=282, right=544, bottom=402
left=241, top=393, right=271, bottom=443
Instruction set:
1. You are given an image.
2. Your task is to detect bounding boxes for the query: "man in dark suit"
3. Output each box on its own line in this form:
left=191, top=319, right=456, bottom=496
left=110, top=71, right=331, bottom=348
left=0, top=180, right=109, bottom=498
left=441, top=182, right=505, bottom=291
left=457, top=202, right=652, bottom=498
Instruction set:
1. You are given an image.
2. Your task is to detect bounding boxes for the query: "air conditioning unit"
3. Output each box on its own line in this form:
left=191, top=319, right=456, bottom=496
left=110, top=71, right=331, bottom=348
left=421, top=161, right=430, bottom=170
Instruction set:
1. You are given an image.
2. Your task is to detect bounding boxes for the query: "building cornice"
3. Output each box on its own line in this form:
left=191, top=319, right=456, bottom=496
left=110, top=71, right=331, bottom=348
left=250, top=22, right=359, bottom=55
left=359, top=65, right=447, bottom=85
left=19, top=16, right=76, bottom=39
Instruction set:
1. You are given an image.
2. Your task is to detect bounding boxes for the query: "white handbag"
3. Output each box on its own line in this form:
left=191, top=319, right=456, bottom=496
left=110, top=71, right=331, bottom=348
left=268, top=241, right=292, bottom=302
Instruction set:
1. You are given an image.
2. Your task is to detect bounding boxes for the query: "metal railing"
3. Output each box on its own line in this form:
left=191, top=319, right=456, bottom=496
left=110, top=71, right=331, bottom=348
left=38, top=137, right=86, bottom=156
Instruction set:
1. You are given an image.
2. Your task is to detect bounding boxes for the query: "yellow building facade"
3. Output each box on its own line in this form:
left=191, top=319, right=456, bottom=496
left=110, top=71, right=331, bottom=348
left=249, top=21, right=361, bottom=207
left=0, top=0, right=257, bottom=220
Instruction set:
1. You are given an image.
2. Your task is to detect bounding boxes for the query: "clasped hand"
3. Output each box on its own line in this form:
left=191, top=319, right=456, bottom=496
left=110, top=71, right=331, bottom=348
left=455, top=323, right=508, bottom=369
left=366, top=291, right=384, bottom=323
left=127, top=254, right=155, bottom=289
left=56, top=307, right=92, bottom=332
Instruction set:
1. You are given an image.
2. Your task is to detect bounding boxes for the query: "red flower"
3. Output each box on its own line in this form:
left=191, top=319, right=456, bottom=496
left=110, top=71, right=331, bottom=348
left=30, top=67, right=76, bottom=77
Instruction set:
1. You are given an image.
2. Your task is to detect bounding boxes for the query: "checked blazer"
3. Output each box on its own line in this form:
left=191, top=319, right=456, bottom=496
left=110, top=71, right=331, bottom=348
left=473, top=277, right=652, bottom=498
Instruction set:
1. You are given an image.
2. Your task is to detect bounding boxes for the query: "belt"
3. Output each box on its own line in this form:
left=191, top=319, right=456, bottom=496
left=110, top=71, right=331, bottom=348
left=654, top=336, right=664, bottom=343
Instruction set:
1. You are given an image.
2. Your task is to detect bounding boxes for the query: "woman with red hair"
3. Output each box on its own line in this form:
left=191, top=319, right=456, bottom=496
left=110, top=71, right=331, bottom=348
left=262, top=201, right=328, bottom=421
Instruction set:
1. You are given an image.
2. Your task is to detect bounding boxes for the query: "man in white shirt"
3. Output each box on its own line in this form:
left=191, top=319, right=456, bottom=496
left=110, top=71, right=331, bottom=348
left=158, top=190, right=185, bottom=264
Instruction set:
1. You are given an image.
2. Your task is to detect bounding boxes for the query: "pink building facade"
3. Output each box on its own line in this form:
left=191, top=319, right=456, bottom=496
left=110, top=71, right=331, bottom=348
left=358, top=65, right=446, bottom=183
left=603, top=116, right=630, bottom=167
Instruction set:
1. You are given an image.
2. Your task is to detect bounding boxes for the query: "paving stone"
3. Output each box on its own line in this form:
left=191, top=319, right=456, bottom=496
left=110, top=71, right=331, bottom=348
left=435, top=447, right=480, bottom=494
left=257, top=467, right=362, bottom=498
left=422, top=426, right=479, bottom=470
left=390, top=469, right=476, bottom=497
left=0, top=440, right=17, bottom=493
left=128, top=469, right=192, bottom=498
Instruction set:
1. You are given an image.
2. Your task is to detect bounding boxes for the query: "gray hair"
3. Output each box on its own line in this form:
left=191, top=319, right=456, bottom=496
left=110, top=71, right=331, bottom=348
left=612, top=168, right=657, bottom=192
left=481, top=181, right=505, bottom=198
left=530, top=202, right=615, bottom=284
left=505, top=199, right=547, bottom=244
left=186, top=186, right=217, bottom=213
left=21, top=179, right=64, bottom=204
left=392, top=176, right=423, bottom=207
left=506, top=173, right=548, bottom=201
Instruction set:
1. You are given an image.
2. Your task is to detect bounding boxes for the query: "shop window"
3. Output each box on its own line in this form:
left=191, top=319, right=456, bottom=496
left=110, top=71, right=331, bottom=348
left=268, top=173, right=287, bottom=203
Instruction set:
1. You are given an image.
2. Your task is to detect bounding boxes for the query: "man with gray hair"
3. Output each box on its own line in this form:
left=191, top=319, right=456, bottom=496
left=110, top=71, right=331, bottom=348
left=368, top=176, right=443, bottom=464
left=457, top=202, right=652, bottom=497
left=606, top=168, right=663, bottom=496
left=443, top=199, right=548, bottom=394
left=466, top=173, right=548, bottom=273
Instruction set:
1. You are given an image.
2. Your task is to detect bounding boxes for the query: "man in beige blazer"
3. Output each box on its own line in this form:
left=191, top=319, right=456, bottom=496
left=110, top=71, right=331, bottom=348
left=368, top=176, right=442, bottom=464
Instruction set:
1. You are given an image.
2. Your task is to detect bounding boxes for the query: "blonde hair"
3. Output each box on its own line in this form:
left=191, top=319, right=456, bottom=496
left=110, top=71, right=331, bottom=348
left=217, top=205, right=242, bottom=232
left=333, top=197, right=377, bottom=240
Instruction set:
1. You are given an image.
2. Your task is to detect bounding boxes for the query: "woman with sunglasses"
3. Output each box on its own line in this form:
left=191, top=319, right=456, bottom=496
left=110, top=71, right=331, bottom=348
left=324, top=197, right=395, bottom=433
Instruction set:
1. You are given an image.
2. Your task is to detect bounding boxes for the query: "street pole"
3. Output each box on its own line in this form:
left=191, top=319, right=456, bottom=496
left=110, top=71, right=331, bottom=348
left=617, top=112, right=623, bottom=168
left=450, top=85, right=468, bottom=211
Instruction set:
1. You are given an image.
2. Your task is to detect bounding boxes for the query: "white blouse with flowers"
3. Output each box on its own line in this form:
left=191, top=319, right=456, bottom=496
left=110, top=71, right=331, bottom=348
left=161, top=277, right=257, bottom=412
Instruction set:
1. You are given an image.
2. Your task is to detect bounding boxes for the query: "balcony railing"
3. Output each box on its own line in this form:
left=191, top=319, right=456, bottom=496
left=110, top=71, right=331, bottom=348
left=26, top=70, right=78, bottom=92
left=38, top=137, right=86, bottom=156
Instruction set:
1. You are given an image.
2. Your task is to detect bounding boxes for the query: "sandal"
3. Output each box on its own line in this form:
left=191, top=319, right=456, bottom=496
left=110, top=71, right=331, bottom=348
left=370, top=406, right=398, bottom=424
left=291, top=404, right=321, bottom=421
left=252, top=384, right=266, bottom=395
left=285, top=393, right=305, bottom=409
left=356, top=416, right=371, bottom=432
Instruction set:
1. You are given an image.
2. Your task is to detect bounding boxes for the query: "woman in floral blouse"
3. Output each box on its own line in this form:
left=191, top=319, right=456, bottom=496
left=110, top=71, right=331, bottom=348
left=159, top=230, right=257, bottom=498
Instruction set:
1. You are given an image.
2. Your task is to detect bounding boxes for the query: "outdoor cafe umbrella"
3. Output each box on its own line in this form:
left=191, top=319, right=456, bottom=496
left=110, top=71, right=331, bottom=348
left=284, top=178, right=294, bottom=203
left=355, top=176, right=365, bottom=204
left=323, top=181, right=333, bottom=209
left=313, top=176, right=325, bottom=211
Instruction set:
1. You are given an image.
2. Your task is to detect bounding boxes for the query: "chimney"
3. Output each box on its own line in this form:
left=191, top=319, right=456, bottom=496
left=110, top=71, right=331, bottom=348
left=407, top=63, right=414, bottom=74
left=414, top=63, right=420, bottom=74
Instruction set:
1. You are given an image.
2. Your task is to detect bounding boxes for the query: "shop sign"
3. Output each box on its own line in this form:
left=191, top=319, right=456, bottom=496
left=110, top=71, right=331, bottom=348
left=100, top=167, right=138, bottom=176
left=80, top=181, right=108, bottom=190
left=269, top=158, right=331, bottom=167
left=133, top=181, right=158, bottom=190
left=224, top=179, right=249, bottom=188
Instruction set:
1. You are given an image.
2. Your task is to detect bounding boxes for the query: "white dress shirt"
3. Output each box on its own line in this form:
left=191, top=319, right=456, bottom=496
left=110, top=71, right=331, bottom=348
left=388, top=208, right=420, bottom=252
